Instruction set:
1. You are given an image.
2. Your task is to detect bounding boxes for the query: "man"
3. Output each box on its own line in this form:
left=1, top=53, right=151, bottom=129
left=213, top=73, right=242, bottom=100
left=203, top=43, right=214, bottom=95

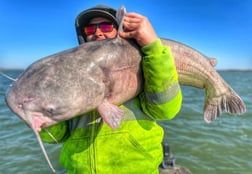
left=40, top=5, right=182, bottom=174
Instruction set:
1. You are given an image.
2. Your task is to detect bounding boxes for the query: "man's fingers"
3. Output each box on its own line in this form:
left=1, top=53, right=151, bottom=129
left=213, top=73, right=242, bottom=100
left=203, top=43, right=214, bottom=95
left=123, top=22, right=139, bottom=31
left=124, top=12, right=144, bottom=19
left=119, top=31, right=135, bottom=39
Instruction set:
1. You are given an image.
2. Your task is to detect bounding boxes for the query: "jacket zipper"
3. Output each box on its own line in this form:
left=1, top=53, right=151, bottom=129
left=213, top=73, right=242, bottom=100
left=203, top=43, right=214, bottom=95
left=90, top=111, right=97, bottom=174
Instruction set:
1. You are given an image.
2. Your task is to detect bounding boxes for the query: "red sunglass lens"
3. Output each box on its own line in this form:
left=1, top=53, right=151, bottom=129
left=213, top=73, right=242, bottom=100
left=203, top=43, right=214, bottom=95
left=84, top=22, right=114, bottom=35
left=84, top=25, right=96, bottom=35
left=99, top=24, right=113, bottom=32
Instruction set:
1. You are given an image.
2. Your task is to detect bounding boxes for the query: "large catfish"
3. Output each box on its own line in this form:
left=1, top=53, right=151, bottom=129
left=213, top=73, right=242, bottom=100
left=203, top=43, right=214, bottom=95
left=5, top=7, right=246, bottom=172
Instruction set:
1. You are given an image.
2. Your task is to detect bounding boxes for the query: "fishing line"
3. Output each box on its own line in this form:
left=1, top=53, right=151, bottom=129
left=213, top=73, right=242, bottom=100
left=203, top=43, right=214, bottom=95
left=44, top=128, right=59, bottom=144
left=0, top=71, right=17, bottom=81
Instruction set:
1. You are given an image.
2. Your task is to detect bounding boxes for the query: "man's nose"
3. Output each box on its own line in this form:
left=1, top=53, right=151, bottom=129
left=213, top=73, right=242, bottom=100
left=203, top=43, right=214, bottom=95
left=94, top=28, right=103, bottom=35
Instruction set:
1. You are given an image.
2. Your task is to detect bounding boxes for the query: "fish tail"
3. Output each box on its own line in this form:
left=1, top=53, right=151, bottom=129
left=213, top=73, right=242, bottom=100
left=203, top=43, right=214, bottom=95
left=203, top=87, right=246, bottom=123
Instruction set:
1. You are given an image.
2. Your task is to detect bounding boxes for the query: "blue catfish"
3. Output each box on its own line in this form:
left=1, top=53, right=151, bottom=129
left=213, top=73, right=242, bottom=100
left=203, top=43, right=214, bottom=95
left=5, top=6, right=246, bottom=172
left=5, top=38, right=246, bottom=131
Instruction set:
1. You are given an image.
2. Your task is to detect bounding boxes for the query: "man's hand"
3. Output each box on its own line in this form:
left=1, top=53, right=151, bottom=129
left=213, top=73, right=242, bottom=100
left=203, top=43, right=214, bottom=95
left=119, top=13, right=158, bottom=47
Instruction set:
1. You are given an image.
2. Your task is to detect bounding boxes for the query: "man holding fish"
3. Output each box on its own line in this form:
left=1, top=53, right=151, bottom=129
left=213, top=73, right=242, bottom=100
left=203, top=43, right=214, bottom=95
left=39, top=5, right=182, bottom=174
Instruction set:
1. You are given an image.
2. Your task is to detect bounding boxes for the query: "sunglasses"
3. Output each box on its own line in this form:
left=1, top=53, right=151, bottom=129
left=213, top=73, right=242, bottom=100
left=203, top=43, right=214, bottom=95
left=84, top=22, right=114, bottom=36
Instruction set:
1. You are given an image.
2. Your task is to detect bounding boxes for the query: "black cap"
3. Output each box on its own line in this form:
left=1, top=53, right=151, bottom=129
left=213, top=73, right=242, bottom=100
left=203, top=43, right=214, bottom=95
left=75, top=5, right=118, bottom=44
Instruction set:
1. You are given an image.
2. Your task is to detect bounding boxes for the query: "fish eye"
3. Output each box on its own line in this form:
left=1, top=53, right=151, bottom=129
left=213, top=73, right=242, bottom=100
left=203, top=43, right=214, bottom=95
left=44, top=105, right=55, bottom=116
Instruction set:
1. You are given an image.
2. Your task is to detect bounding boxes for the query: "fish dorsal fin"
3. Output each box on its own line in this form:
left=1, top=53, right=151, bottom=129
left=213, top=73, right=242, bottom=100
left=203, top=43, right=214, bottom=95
left=208, top=58, right=218, bottom=67
left=116, top=6, right=126, bottom=37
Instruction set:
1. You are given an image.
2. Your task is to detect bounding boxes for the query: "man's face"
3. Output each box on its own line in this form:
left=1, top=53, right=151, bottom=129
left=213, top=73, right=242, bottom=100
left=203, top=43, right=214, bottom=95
left=86, top=17, right=117, bottom=42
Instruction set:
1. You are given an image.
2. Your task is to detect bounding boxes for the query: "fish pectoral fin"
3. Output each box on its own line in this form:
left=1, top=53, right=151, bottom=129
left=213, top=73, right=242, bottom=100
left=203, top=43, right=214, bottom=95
left=97, top=100, right=124, bottom=129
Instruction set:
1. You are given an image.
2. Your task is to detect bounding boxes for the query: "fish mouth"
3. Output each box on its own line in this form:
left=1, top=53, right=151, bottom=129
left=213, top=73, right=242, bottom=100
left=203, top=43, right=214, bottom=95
left=28, top=113, right=52, bottom=132
left=5, top=89, right=55, bottom=131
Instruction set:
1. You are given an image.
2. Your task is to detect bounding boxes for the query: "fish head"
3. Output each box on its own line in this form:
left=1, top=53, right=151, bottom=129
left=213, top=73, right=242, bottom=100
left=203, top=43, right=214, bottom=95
left=5, top=48, right=105, bottom=131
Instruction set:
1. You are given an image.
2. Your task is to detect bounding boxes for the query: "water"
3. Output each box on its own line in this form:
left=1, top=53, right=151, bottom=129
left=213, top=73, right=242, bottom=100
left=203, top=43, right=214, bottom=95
left=160, top=71, right=252, bottom=174
left=0, top=70, right=251, bottom=174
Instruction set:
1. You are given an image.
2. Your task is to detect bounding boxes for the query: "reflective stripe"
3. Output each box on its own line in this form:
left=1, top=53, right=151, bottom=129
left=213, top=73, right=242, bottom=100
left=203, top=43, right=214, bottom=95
left=145, top=83, right=180, bottom=105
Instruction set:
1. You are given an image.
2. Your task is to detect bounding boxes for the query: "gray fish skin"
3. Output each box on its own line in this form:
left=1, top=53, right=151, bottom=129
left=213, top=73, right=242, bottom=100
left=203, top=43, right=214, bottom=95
left=5, top=37, right=246, bottom=130
left=162, top=39, right=246, bottom=122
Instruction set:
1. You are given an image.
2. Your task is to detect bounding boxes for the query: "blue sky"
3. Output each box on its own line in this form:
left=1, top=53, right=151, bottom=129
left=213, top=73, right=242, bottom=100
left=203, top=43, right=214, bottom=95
left=0, top=0, right=251, bottom=70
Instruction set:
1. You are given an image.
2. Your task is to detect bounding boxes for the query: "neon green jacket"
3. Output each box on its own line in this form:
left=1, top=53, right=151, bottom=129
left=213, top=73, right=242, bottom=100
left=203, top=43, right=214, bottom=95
left=40, top=39, right=182, bottom=174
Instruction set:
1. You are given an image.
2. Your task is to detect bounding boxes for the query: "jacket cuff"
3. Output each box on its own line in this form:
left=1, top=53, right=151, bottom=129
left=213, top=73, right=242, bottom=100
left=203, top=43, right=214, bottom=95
left=141, top=39, right=163, bottom=55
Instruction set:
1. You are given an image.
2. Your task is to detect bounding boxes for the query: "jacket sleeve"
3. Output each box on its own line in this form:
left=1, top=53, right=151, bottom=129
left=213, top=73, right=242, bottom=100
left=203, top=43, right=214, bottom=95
left=39, top=121, right=69, bottom=143
left=139, top=38, right=182, bottom=120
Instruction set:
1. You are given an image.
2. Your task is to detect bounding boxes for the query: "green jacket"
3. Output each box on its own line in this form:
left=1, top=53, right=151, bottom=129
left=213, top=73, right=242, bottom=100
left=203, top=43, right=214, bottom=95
left=40, top=39, right=182, bottom=174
